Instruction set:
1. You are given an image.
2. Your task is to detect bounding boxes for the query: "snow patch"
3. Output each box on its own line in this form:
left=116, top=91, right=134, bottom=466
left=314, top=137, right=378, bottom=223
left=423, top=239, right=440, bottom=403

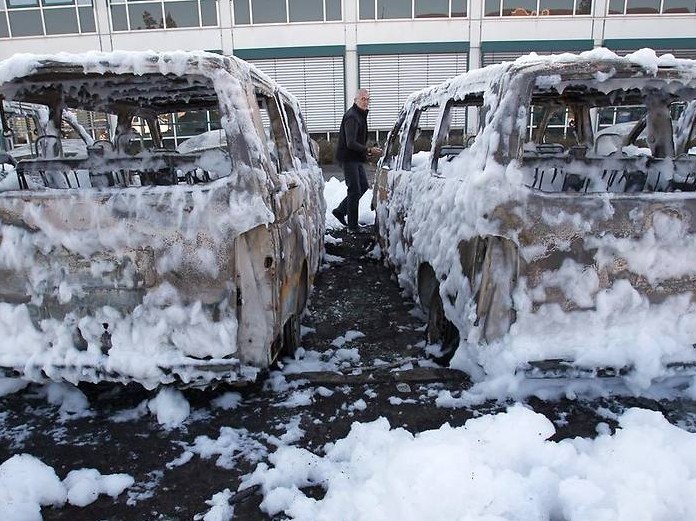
left=194, top=489, right=235, bottom=521
left=211, top=392, right=243, bottom=410
left=330, top=330, right=365, bottom=348
left=0, top=454, right=132, bottom=520
left=0, top=377, right=29, bottom=397
left=147, top=387, right=190, bottom=429
left=244, top=405, right=696, bottom=520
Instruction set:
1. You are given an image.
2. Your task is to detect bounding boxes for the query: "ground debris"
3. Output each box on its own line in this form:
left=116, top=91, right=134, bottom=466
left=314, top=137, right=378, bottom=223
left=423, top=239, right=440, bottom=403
left=287, top=365, right=468, bottom=386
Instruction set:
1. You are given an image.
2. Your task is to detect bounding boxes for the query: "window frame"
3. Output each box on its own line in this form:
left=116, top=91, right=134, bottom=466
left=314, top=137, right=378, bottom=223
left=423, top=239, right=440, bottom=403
left=1, top=0, right=96, bottom=38
left=279, top=98, right=309, bottom=166
left=359, top=0, right=467, bottom=19
left=381, top=110, right=407, bottom=170
left=607, top=0, right=695, bottom=14
left=431, top=96, right=484, bottom=172
left=233, top=0, right=342, bottom=25
left=253, top=90, right=295, bottom=174
left=401, top=104, right=440, bottom=171
left=108, top=0, right=218, bottom=33
left=484, top=0, right=591, bottom=17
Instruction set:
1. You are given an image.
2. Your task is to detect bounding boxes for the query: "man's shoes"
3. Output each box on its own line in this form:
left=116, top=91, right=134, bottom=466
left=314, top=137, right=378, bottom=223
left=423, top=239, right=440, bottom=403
left=347, top=225, right=371, bottom=235
left=332, top=208, right=347, bottom=227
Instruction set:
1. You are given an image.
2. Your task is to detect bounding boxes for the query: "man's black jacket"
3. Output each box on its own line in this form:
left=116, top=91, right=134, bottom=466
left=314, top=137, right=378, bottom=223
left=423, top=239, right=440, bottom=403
left=336, top=103, right=368, bottom=163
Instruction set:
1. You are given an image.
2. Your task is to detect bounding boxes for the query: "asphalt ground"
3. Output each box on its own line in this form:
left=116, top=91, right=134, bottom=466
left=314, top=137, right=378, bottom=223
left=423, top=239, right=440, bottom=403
left=1, top=227, right=696, bottom=520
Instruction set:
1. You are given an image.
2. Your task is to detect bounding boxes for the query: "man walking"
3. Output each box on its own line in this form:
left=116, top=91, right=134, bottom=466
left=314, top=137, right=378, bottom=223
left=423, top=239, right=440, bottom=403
left=332, top=88, right=382, bottom=232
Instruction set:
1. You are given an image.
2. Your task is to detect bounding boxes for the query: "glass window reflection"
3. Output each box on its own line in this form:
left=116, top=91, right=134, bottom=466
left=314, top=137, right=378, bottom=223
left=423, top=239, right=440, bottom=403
left=106, top=0, right=217, bottom=30
left=164, top=0, right=198, bottom=27
left=200, top=0, right=216, bottom=25
left=574, top=0, right=590, bottom=13
left=502, top=0, right=536, bottom=16
left=451, top=0, right=466, bottom=16
left=325, top=0, right=341, bottom=19
left=415, top=0, right=447, bottom=17
left=485, top=0, right=594, bottom=15
left=662, top=0, right=694, bottom=12
left=288, top=0, right=322, bottom=21
left=44, top=6, right=79, bottom=32
left=78, top=5, right=95, bottom=29
left=485, top=0, right=501, bottom=15
left=110, top=4, right=127, bottom=28
left=128, top=2, right=163, bottom=29
left=539, top=0, right=573, bottom=15
left=625, top=0, right=660, bottom=13
left=377, top=0, right=411, bottom=18
left=359, top=0, right=375, bottom=18
left=43, top=0, right=75, bottom=6
left=7, top=0, right=39, bottom=8
left=8, top=10, right=43, bottom=35
left=251, top=0, right=286, bottom=23
left=233, top=0, right=250, bottom=23
left=607, top=0, right=624, bottom=12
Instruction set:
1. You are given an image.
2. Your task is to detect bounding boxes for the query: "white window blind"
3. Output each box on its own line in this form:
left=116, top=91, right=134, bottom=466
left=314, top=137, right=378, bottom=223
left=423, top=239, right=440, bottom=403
left=250, top=56, right=345, bottom=132
left=611, top=47, right=696, bottom=59
left=481, top=46, right=593, bottom=67
left=358, top=52, right=469, bottom=130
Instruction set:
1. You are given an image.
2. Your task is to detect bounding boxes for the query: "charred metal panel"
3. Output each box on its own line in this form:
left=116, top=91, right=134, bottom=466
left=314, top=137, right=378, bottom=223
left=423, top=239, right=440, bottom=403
left=0, top=50, right=325, bottom=388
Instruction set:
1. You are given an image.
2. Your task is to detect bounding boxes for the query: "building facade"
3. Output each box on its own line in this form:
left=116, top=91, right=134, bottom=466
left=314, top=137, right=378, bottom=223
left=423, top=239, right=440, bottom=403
left=1, top=0, right=695, bottom=140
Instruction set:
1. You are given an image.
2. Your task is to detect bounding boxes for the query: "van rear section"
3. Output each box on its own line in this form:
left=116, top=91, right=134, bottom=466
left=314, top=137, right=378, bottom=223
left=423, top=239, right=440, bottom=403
left=516, top=155, right=696, bottom=303
left=0, top=182, right=272, bottom=388
left=489, top=155, right=696, bottom=382
left=0, top=50, right=326, bottom=388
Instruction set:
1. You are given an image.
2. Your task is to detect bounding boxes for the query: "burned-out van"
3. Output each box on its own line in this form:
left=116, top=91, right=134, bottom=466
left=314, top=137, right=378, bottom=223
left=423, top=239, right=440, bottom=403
left=374, top=49, right=696, bottom=387
left=0, top=51, right=325, bottom=388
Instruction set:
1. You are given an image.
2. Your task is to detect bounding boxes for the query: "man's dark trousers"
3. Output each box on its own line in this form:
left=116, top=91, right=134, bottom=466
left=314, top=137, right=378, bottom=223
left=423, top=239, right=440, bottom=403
left=336, top=161, right=368, bottom=228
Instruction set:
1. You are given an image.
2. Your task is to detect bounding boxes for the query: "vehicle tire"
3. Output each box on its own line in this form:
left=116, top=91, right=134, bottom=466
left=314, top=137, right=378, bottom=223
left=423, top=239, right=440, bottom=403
left=476, top=237, right=517, bottom=342
left=426, top=288, right=460, bottom=363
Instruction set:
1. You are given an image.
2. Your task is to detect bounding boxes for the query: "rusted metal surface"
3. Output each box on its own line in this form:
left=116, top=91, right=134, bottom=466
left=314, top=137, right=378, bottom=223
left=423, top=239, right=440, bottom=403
left=0, top=51, right=325, bottom=387
left=374, top=55, right=696, bottom=375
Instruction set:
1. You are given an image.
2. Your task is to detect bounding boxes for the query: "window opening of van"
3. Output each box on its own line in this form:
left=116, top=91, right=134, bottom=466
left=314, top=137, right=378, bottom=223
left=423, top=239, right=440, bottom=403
left=2, top=72, right=235, bottom=190
left=256, top=93, right=294, bottom=173
left=281, top=102, right=308, bottom=165
left=432, top=95, right=484, bottom=173
left=402, top=104, right=438, bottom=171
left=383, top=112, right=406, bottom=170
left=520, top=81, right=696, bottom=193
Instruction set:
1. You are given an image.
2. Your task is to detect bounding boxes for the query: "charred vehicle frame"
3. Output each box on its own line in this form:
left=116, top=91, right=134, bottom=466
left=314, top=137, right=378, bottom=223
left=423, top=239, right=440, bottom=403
left=0, top=51, right=325, bottom=388
left=374, top=51, right=696, bottom=385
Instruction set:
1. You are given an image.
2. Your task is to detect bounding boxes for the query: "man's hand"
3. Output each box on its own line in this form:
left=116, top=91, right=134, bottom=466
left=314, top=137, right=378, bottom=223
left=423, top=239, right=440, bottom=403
left=368, top=146, right=383, bottom=157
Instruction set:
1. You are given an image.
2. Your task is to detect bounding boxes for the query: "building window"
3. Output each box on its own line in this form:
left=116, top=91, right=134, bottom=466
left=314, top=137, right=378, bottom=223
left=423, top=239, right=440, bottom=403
left=378, top=0, right=411, bottom=17
left=485, top=0, right=589, bottom=15
left=127, top=109, right=221, bottom=149
left=359, top=0, right=465, bottom=17
left=0, top=0, right=95, bottom=37
left=109, top=0, right=217, bottom=31
left=608, top=0, right=693, bottom=13
left=158, top=109, right=221, bottom=148
left=233, top=0, right=341, bottom=23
